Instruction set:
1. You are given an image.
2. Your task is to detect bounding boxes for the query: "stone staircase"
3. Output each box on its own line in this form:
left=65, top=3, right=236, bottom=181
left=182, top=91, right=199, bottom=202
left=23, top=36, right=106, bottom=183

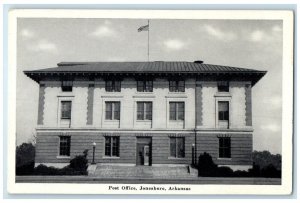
left=89, top=164, right=198, bottom=179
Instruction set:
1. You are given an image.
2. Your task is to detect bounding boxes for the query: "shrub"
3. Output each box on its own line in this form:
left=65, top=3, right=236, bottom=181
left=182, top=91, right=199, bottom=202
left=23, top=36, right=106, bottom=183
left=248, top=163, right=261, bottom=177
left=197, top=152, right=218, bottom=177
left=69, top=149, right=89, bottom=171
left=261, top=164, right=281, bottom=178
left=16, top=143, right=35, bottom=175
left=216, top=166, right=234, bottom=177
left=34, top=164, right=61, bottom=175
left=234, top=170, right=251, bottom=177
left=33, top=150, right=89, bottom=176
left=34, top=165, right=87, bottom=176
left=16, top=161, right=35, bottom=176
left=197, top=152, right=281, bottom=178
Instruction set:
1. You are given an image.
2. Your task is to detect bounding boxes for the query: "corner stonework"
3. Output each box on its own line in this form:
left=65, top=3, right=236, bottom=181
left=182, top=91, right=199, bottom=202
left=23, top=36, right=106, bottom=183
left=195, top=81, right=203, bottom=126
left=37, top=84, right=46, bottom=125
left=87, top=83, right=95, bottom=125
left=245, top=83, right=252, bottom=126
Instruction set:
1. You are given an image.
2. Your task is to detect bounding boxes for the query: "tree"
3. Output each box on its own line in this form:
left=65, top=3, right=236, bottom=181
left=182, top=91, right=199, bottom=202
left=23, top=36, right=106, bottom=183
left=252, top=150, right=281, bottom=170
left=16, top=143, right=35, bottom=175
left=31, top=131, right=37, bottom=145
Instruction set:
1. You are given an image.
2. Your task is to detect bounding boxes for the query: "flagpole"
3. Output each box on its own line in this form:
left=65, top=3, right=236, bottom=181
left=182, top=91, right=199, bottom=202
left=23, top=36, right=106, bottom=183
left=147, top=19, right=150, bottom=62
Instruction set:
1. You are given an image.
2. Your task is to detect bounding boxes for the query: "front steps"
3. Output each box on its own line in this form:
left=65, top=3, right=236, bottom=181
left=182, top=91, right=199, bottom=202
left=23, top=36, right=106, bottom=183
left=88, top=164, right=198, bottom=179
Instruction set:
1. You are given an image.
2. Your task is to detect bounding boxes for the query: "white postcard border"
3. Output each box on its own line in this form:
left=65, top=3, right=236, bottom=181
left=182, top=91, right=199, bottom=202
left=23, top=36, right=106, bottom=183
left=7, top=9, right=294, bottom=195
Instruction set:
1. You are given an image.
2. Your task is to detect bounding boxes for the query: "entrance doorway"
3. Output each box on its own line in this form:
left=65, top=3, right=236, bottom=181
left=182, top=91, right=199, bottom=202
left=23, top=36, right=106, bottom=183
left=136, top=137, right=152, bottom=166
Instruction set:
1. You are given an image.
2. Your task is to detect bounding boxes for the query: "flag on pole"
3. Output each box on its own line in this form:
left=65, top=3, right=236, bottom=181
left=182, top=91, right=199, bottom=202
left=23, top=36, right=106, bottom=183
left=138, top=24, right=149, bottom=32
left=138, top=20, right=150, bottom=61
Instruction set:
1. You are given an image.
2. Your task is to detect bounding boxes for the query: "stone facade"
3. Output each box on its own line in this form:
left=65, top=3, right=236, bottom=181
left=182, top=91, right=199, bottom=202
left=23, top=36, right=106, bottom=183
left=24, top=61, right=266, bottom=171
left=34, top=77, right=253, bottom=170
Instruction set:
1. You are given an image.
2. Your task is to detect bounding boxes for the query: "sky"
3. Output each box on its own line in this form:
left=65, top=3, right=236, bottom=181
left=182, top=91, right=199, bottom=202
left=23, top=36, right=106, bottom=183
left=16, top=18, right=283, bottom=154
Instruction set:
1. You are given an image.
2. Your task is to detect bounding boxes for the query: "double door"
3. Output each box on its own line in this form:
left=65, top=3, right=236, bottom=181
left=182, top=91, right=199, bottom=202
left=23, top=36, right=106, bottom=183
left=136, top=137, right=152, bottom=166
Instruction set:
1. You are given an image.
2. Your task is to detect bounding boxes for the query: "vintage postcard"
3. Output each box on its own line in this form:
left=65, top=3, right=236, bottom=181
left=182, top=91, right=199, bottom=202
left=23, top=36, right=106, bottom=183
left=7, top=9, right=293, bottom=195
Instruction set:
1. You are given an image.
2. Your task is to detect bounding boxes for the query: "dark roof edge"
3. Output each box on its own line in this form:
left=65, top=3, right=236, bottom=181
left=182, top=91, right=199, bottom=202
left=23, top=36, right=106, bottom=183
left=24, top=70, right=267, bottom=74
left=23, top=70, right=267, bottom=87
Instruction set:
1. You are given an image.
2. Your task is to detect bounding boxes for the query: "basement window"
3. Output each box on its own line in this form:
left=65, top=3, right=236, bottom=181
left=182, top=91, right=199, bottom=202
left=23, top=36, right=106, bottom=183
left=170, top=137, right=185, bottom=158
left=59, top=136, right=71, bottom=157
left=218, top=137, right=231, bottom=158
left=105, top=136, right=120, bottom=157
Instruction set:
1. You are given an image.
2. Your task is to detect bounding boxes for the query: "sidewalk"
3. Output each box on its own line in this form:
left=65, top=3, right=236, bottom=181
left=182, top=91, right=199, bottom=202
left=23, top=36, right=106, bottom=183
left=15, top=176, right=281, bottom=185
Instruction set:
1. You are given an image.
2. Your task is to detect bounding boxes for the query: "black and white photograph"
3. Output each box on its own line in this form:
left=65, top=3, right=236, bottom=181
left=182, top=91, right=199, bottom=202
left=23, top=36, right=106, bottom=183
left=7, top=9, right=293, bottom=195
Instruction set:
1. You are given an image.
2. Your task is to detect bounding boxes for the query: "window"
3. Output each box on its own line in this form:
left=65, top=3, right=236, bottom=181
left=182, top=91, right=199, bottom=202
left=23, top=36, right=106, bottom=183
left=169, top=80, right=185, bottom=92
left=61, top=101, right=72, bottom=119
left=137, top=80, right=153, bottom=92
left=105, top=80, right=121, bottom=92
left=170, top=137, right=185, bottom=158
left=169, top=102, right=185, bottom=120
left=59, top=136, right=71, bottom=156
left=137, top=102, right=152, bottom=120
left=219, top=137, right=231, bottom=158
left=105, top=102, right=120, bottom=120
left=105, top=136, right=120, bottom=157
left=61, top=81, right=73, bottom=92
left=218, top=101, right=229, bottom=121
left=217, top=81, right=229, bottom=92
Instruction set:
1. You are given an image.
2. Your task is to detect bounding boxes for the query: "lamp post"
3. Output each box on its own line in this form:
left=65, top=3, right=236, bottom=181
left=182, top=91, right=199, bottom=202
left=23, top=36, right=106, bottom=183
left=92, top=142, right=96, bottom=164
left=192, top=143, right=195, bottom=166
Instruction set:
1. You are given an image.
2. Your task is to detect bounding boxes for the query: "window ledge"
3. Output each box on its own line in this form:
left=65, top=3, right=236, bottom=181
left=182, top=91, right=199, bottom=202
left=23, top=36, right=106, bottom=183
left=217, top=158, right=232, bottom=160
left=168, top=157, right=185, bottom=160
left=104, top=91, right=122, bottom=93
left=102, top=156, right=120, bottom=159
left=133, top=95, right=156, bottom=98
left=56, top=156, right=71, bottom=159
left=135, top=92, right=154, bottom=94
left=101, top=95, right=123, bottom=98
left=165, top=95, right=187, bottom=98
left=136, top=120, right=152, bottom=122
left=104, top=120, right=120, bottom=122
left=57, top=94, right=74, bottom=97
left=214, top=92, right=231, bottom=97
left=168, top=91, right=185, bottom=94
left=217, top=127, right=230, bottom=130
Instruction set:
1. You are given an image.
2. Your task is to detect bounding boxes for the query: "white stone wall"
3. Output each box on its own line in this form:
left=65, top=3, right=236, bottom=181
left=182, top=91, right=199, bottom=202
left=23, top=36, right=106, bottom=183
left=230, top=82, right=246, bottom=128
left=41, top=78, right=247, bottom=130
left=72, top=82, right=88, bottom=127
left=93, top=77, right=196, bottom=130
left=201, top=82, right=218, bottom=128
left=200, top=81, right=247, bottom=129
left=43, top=81, right=88, bottom=128
left=43, top=82, right=60, bottom=127
left=42, top=78, right=196, bottom=129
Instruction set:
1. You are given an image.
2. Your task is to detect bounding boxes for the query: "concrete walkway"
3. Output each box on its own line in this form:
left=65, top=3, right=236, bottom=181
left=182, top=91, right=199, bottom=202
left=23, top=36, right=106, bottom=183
left=15, top=176, right=281, bottom=185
